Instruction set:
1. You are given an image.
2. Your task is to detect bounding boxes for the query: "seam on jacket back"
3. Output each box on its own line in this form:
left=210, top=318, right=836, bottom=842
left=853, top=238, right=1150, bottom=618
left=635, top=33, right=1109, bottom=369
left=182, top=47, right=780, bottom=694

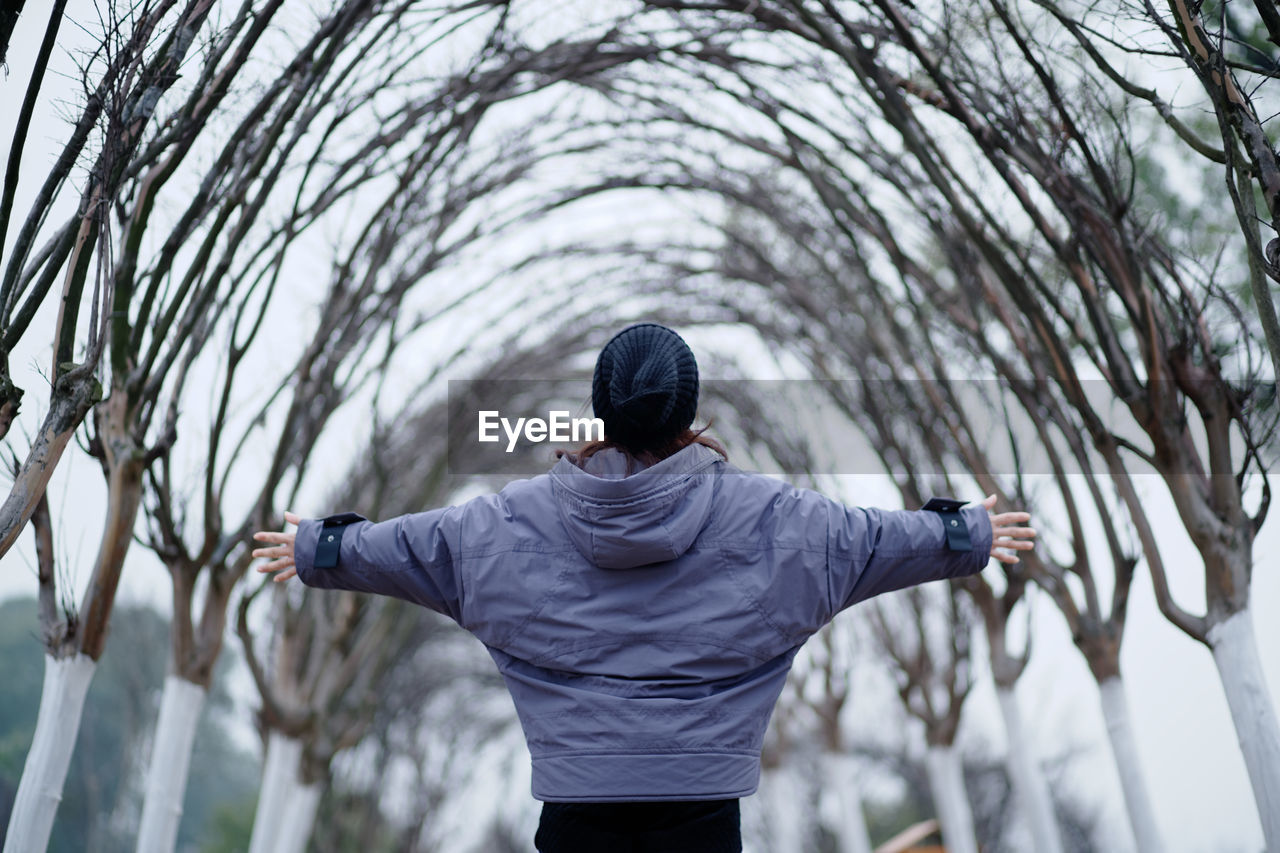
left=708, top=532, right=797, bottom=648
left=702, top=471, right=807, bottom=646
left=493, top=561, right=573, bottom=650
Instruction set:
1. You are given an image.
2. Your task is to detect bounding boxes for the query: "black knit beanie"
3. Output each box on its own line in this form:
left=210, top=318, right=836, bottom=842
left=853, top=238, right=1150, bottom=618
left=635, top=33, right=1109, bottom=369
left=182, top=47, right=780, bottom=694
left=592, top=323, right=699, bottom=450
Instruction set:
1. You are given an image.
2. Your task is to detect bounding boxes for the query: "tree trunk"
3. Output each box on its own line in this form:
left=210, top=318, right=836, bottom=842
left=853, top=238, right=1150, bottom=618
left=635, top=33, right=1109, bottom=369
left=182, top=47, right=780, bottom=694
left=2, top=653, right=96, bottom=853
left=275, top=782, right=323, bottom=853
left=0, top=369, right=98, bottom=557
left=247, top=731, right=304, bottom=853
left=1206, top=607, right=1280, bottom=849
left=77, top=449, right=143, bottom=662
left=0, top=1, right=26, bottom=68
left=135, top=675, right=207, bottom=853
left=923, top=744, right=977, bottom=853
left=764, top=763, right=807, bottom=853
left=1097, top=675, right=1164, bottom=853
left=819, top=753, right=872, bottom=853
left=995, top=685, right=1064, bottom=853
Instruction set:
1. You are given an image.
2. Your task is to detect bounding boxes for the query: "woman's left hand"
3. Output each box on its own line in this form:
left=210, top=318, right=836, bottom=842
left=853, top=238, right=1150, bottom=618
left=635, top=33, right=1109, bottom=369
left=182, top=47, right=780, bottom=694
left=252, top=511, right=302, bottom=582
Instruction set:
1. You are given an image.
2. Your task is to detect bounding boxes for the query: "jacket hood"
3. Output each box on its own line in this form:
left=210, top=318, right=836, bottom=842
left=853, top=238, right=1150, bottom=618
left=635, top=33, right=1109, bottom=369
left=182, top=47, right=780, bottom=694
left=548, top=443, right=723, bottom=569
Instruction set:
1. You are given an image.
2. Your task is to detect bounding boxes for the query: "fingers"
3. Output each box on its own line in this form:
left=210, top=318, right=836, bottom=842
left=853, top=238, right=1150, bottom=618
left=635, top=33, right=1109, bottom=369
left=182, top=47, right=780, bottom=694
left=971, top=498, right=1037, bottom=565
left=256, top=556, right=295, bottom=573
left=252, top=512, right=300, bottom=544
left=993, top=536, right=1035, bottom=560
left=990, top=513, right=1036, bottom=564
left=983, top=498, right=1031, bottom=532
left=253, top=531, right=295, bottom=544
left=992, top=525, right=1036, bottom=539
left=250, top=514, right=302, bottom=583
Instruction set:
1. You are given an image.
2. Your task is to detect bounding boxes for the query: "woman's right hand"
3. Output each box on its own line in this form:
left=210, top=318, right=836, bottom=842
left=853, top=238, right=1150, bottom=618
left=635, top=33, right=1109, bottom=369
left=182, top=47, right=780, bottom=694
left=979, top=494, right=1035, bottom=564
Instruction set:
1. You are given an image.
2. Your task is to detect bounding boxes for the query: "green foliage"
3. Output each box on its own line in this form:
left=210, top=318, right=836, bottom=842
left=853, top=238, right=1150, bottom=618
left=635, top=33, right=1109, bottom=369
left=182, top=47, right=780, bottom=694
left=1200, top=0, right=1280, bottom=71
left=310, top=789, right=407, bottom=853
left=197, top=795, right=257, bottom=853
left=863, top=788, right=934, bottom=847
left=180, top=717, right=259, bottom=853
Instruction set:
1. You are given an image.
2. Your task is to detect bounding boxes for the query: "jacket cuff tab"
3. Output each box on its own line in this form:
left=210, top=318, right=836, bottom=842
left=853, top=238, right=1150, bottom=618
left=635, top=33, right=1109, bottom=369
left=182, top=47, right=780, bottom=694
left=314, top=512, right=366, bottom=569
left=922, top=497, right=972, bottom=552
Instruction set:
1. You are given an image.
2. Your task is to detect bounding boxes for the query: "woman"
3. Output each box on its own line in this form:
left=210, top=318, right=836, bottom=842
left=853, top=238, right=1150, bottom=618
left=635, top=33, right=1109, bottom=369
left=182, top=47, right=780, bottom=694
left=252, top=322, right=1035, bottom=852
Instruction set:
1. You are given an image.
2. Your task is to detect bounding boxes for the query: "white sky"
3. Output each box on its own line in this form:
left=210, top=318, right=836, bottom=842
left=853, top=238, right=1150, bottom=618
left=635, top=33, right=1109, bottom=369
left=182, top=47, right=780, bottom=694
left=1, top=4, right=1278, bottom=853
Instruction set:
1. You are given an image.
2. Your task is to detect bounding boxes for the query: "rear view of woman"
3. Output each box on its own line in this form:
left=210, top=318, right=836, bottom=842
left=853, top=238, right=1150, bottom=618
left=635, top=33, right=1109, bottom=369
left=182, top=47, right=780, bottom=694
left=252, top=322, right=1035, bottom=852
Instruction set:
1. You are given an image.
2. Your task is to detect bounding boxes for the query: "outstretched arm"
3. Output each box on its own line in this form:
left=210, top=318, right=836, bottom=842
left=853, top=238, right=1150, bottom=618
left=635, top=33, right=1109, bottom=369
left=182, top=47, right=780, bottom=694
left=831, top=493, right=1035, bottom=612
left=251, top=508, right=464, bottom=622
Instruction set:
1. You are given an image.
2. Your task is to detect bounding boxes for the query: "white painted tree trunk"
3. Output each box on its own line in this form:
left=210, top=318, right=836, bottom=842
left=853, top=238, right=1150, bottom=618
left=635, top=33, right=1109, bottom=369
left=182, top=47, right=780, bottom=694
left=765, top=764, right=806, bottom=853
left=3, top=654, right=97, bottom=853
left=1097, top=675, right=1163, bottom=853
left=923, top=744, right=977, bottom=853
left=275, top=782, right=323, bottom=853
left=1207, top=608, right=1280, bottom=851
left=995, top=685, right=1064, bottom=853
left=819, top=753, right=872, bottom=853
left=135, top=676, right=208, bottom=853
left=247, top=732, right=304, bottom=853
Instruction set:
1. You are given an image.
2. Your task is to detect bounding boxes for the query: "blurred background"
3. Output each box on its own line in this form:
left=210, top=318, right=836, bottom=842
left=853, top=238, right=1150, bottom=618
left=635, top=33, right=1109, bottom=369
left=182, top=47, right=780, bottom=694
left=1, top=1, right=1279, bottom=851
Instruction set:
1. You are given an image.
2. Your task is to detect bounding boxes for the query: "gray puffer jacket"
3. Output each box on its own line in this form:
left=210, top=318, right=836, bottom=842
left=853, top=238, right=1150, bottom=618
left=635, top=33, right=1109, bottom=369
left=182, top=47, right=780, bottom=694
left=293, top=442, right=992, bottom=802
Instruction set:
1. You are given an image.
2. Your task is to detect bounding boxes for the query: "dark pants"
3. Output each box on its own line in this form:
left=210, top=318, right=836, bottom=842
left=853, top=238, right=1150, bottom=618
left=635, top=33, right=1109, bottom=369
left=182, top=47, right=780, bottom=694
left=534, top=799, right=742, bottom=853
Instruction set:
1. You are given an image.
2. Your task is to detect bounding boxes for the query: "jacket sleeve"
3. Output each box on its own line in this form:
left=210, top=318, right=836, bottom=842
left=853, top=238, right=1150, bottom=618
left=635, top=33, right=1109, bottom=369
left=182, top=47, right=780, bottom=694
left=293, top=507, right=463, bottom=623
left=826, top=501, right=992, bottom=615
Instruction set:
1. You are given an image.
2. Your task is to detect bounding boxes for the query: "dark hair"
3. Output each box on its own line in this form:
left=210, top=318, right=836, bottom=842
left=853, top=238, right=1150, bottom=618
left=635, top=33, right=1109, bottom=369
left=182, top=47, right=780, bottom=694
left=556, top=425, right=727, bottom=471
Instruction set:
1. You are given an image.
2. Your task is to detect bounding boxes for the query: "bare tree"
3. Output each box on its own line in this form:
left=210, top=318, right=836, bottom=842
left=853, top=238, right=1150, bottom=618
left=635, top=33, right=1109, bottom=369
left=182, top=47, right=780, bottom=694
left=237, top=586, right=465, bottom=853
left=0, top=0, right=228, bottom=557
left=119, top=7, right=727, bottom=848
left=1125, top=0, right=1280, bottom=376
left=3, top=3, right=326, bottom=848
left=0, top=0, right=69, bottom=439
left=555, top=127, right=1074, bottom=846
left=795, top=622, right=875, bottom=853
left=234, top=306, right=628, bottom=850
left=836, top=6, right=1278, bottom=841
left=869, top=585, right=979, bottom=853
left=626, top=119, right=1165, bottom=850
left=598, top=2, right=1276, bottom=844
